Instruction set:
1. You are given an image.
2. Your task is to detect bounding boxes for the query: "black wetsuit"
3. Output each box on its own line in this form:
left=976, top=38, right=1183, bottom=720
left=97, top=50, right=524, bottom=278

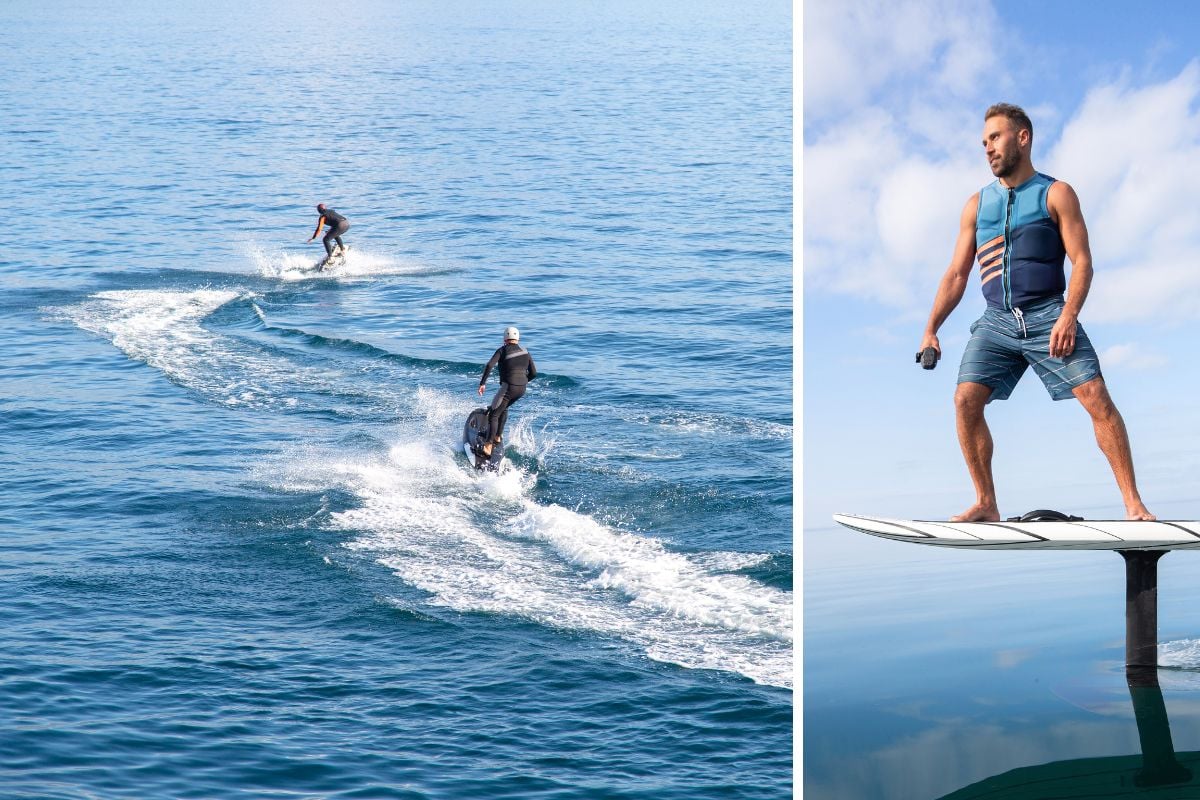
left=479, top=343, right=537, bottom=443
left=319, top=208, right=350, bottom=256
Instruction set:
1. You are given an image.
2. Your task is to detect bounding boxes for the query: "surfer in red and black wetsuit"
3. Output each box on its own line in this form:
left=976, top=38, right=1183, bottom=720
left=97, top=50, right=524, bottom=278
left=307, top=203, right=350, bottom=263
left=476, top=326, right=537, bottom=458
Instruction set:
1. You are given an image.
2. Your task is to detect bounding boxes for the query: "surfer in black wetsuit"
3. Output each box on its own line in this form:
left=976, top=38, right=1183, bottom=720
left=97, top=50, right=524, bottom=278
left=307, top=203, right=350, bottom=262
left=477, top=326, right=537, bottom=458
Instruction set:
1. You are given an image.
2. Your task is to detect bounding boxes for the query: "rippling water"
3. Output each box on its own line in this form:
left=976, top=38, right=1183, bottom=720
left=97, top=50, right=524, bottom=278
left=0, top=1, right=792, bottom=797
left=805, top=519, right=1200, bottom=799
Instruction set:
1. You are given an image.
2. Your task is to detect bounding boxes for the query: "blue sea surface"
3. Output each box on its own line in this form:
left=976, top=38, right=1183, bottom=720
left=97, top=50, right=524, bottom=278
left=0, top=2, right=793, bottom=798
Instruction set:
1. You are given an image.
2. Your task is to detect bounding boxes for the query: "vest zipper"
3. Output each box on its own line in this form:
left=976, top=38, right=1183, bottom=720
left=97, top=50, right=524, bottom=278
left=1002, top=186, right=1015, bottom=310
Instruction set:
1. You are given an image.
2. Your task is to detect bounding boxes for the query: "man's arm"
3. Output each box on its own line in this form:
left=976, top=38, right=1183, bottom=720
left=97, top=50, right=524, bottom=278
left=526, top=354, right=537, bottom=381
left=307, top=215, right=326, bottom=242
left=920, top=193, right=980, bottom=355
left=477, top=348, right=502, bottom=395
left=1046, top=181, right=1092, bottom=358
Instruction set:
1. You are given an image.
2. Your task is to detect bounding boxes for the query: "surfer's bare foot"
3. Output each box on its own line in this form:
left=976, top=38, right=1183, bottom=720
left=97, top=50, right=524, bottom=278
left=1126, top=504, right=1156, bottom=521
left=950, top=503, right=1000, bottom=522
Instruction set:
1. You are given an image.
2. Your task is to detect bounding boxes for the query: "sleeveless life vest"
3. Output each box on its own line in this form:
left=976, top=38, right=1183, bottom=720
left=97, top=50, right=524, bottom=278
left=975, top=172, right=1066, bottom=310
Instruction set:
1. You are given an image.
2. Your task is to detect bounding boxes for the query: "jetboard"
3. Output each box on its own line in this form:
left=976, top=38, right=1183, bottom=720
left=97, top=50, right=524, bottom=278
left=314, top=246, right=349, bottom=271
left=462, top=407, right=503, bottom=471
left=833, top=513, right=1200, bottom=551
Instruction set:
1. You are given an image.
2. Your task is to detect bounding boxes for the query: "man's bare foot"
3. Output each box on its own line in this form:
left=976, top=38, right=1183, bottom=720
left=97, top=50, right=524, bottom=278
left=1126, top=504, right=1156, bottom=521
left=950, top=503, right=1001, bottom=522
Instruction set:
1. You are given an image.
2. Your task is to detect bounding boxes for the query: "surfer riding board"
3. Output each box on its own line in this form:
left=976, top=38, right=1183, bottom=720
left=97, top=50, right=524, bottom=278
left=463, top=326, right=537, bottom=471
left=838, top=103, right=1172, bottom=670
left=306, top=203, right=351, bottom=271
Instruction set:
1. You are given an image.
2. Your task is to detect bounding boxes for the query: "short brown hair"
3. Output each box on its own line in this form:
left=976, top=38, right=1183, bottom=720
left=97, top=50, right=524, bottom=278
left=985, top=103, right=1033, bottom=139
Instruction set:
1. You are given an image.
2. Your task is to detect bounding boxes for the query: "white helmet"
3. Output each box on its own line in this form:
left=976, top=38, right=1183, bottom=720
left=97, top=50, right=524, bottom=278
left=503, top=326, right=519, bottom=342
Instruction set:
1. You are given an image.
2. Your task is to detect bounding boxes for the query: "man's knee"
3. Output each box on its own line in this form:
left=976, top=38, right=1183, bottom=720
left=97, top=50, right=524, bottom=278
left=954, top=382, right=991, bottom=417
left=1073, top=377, right=1119, bottom=419
left=1072, top=375, right=1106, bottom=400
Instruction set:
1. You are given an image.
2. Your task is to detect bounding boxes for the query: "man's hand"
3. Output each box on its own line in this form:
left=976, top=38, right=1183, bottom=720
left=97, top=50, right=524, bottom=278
left=477, top=385, right=485, bottom=396
left=1049, top=311, right=1078, bottom=358
left=919, top=333, right=941, bottom=359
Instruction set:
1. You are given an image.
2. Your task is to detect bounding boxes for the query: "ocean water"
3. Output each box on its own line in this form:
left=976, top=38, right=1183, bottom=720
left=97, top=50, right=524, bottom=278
left=805, top=508, right=1200, bottom=799
left=0, top=2, right=793, bottom=798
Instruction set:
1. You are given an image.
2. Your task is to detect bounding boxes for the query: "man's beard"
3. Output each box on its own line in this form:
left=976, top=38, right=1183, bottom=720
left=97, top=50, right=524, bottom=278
left=991, top=149, right=1020, bottom=178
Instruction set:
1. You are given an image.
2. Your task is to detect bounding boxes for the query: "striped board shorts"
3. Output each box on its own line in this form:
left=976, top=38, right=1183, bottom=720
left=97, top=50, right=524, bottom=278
left=957, top=296, right=1102, bottom=403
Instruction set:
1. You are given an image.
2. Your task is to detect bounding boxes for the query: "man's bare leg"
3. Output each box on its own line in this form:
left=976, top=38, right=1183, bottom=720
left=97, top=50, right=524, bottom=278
left=1072, top=377, right=1155, bottom=520
left=952, top=381, right=1001, bottom=521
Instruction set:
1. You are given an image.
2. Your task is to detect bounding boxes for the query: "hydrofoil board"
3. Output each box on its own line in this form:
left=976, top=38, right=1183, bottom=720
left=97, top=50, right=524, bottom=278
left=833, top=513, right=1200, bottom=550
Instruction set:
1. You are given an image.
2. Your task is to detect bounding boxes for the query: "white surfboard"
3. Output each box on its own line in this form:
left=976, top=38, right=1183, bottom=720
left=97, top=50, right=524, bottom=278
left=313, top=254, right=344, bottom=271
left=833, top=513, right=1200, bottom=550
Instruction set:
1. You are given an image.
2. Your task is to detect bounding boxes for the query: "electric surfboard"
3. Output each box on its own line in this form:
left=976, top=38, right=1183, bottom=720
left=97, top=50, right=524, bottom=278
left=833, top=513, right=1200, bottom=550
left=314, top=246, right=349, bottom=271
left=462, top=407, right=503, bottom=471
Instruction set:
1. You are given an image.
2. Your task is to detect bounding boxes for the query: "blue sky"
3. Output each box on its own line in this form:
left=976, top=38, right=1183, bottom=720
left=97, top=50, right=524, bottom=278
left=803, top=1, right=1200, bottom=553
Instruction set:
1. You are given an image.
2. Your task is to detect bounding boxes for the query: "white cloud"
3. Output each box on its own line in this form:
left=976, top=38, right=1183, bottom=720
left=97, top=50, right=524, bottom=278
left=806, top=0, right=1200, bottom=331
left=1046, top=62, right=1200, bottom=323
left=875, top=156, right=980, bottom=266
left=804, top=111, right=985, bottom=306
left=804, top=0, right=1000, bottom=122
left=804, top=109, right=897, bottom=251
left=1099, top=343, right=1169, bottom=370
left=804, top=0, right=1005, bottom=307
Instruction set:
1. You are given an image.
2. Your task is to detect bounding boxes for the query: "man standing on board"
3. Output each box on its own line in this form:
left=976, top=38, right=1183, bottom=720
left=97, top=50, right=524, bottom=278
left=307, top=203, right=350, bottom=265
left=477, top=326, right=537, bottom=458
left=919, top=103, right=1154, bottom=522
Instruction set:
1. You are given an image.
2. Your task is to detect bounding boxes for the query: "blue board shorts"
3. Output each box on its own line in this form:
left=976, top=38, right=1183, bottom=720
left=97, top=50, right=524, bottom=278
left=957, top=296, right=1102, bottom=403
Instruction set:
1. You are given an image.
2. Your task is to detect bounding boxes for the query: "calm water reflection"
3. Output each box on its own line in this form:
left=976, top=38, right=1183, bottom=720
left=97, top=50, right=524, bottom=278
left=940, top=669, right=1198, bottom=798
left=805, top=528, right=1200, bottom=798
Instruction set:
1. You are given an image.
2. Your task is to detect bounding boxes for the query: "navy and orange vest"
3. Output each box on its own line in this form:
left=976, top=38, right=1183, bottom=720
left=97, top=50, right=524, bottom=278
left=975, top=173, right=1066, bottom=310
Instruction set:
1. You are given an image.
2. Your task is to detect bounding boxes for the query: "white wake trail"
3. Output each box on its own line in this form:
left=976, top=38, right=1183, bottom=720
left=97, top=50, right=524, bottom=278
left=61, top=288, right=338, bottom=409
left=284, top=389, right=793, bottom=688
left=247, top=243, right=436, bottom=282
left=61, top=291, right=793, bottom=688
